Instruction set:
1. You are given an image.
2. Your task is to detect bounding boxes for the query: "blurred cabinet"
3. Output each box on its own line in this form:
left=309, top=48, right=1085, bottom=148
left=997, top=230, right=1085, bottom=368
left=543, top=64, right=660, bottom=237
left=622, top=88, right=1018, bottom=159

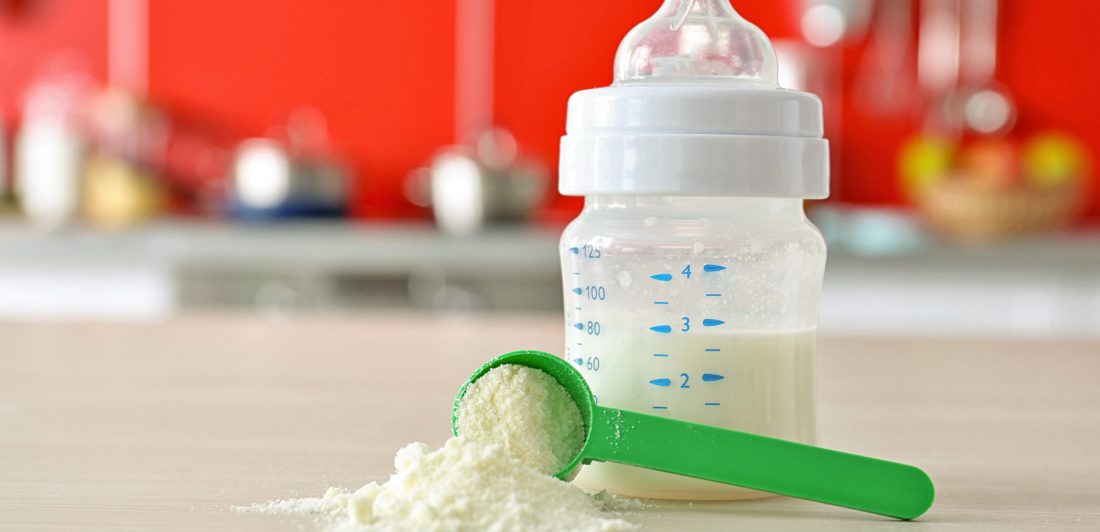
left=822, top=242, right=1100, bottom=336
left=0, top=222, right=560, bottom=319
left=0, top=221, right=1097, bottom=337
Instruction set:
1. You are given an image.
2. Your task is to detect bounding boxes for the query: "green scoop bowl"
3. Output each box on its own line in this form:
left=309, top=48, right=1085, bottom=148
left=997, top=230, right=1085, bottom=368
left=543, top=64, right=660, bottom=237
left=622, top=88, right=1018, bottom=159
left=452, top=350, right=934, bottom=521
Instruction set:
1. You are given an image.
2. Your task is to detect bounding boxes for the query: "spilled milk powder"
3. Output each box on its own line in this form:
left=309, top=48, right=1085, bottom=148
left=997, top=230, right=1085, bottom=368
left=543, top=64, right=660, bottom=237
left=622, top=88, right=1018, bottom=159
left=242, top=365, right=639, bottom=531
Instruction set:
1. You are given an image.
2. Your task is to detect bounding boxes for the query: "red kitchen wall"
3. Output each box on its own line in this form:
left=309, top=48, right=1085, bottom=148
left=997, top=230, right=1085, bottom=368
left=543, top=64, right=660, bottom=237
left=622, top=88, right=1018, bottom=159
left=142, top=0, right=794, bottom=220
left=147, top=0, right=456, bottom=219
left=0, top=0, right=107, bottom=119
left=836, top=1, right=1100, bottom=219
left=2, top=1, right=1099, bottom=221
left=141, top=0, right=790, bottom=220
left=998, top=0, right=1100, bottom=221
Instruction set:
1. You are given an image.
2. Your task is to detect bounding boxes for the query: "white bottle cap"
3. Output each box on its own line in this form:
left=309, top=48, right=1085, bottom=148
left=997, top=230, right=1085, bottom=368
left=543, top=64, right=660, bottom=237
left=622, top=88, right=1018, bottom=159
left=560, top=0, right=828, bottom=198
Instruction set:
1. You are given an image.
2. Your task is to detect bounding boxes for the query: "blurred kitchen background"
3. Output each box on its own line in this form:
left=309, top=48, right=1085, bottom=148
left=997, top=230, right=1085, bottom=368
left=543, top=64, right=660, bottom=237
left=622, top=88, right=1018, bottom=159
left=0, top=0, right=1097, bottom=337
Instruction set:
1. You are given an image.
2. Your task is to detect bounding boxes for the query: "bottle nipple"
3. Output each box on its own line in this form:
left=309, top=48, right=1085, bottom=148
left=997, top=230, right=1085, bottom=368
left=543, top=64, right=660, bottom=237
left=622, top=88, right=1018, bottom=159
left=613, top=0, right=777, bottom=86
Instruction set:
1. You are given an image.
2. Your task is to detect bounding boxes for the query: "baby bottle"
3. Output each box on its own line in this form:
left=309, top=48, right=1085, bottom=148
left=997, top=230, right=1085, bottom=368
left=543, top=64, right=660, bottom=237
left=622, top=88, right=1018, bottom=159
left=558, top=0, right=829, bottom=500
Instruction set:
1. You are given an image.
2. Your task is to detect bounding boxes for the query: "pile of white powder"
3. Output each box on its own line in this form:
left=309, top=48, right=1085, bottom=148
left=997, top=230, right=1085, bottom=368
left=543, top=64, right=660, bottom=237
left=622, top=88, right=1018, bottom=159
left=242, top=364, right=639, bottom=531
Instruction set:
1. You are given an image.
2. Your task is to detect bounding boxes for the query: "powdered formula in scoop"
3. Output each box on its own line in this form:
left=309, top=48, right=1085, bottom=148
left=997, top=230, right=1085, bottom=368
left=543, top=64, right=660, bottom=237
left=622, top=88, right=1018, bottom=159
left=455, top=364, right=585, bottom=475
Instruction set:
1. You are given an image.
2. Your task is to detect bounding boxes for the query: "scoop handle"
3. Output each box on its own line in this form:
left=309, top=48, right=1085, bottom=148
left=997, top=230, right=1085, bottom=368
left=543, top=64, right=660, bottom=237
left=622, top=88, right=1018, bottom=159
left=586, top=406, right=934, bottom=520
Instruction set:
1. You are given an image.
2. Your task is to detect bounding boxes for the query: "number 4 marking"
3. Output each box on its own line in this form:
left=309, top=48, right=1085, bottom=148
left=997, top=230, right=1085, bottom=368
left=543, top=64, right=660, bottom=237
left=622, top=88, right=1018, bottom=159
left=681, top=265, right=691, bottom=279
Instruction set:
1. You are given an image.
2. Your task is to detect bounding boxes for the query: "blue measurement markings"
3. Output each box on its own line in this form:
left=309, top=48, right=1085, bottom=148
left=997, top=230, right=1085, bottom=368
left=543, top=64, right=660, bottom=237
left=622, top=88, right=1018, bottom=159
left=704, top=348, right=721, bottom=352
left=704, top=402, right=721, bottom=407
left=574, top=358, right=584, bottom=366
left=652, top=406, right=668, bottom=410
left=648, top=378, right=671, bottom=387
left=653, top=301, right=669, bottom=305
left=572, top=288, right=583, bottom=295
left=574, top=322, right=584, bottom=330
left=650, top=273, right=673, bottom=282
left=649, top=324, right=672, bottom=334
left=702, top=373, right=725, bottom=382
left=705, top=293, right=721, bottom=297
left=703, top=264, right=727, bottom=272
left=568, top=247, right=580, bottom=255
left=653, top=353, right=669, bottom=357
left=702, top=319, right=725, bottom=327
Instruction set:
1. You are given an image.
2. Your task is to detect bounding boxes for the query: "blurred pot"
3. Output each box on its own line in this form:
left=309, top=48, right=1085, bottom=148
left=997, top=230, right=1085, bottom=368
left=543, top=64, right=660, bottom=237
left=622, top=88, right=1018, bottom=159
left=229, top=138, right=348, bottom=219
left=411, top=127, right=546, bottom=236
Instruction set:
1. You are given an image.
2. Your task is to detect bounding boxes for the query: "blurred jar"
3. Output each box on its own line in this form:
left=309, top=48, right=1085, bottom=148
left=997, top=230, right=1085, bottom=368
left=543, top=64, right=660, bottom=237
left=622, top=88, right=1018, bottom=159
left=82, top=88, right=169, bottom=228
left=14, top=68, right=90, bottom=228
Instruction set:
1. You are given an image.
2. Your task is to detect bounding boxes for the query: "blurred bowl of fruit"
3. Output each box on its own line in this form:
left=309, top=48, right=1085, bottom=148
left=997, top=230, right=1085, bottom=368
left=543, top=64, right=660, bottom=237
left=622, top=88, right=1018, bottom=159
left=899, top=132, right=1088, bottom=242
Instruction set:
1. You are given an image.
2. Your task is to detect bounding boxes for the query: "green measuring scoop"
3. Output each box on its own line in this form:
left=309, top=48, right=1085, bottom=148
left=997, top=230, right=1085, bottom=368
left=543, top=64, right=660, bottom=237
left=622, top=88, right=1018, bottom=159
left=452, top=350, right=934, bottom=520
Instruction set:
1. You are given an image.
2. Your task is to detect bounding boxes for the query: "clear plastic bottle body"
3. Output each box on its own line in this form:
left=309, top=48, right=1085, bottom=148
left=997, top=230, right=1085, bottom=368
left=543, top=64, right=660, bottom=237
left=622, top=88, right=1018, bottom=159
left=559, top=195, right=826, bottom=500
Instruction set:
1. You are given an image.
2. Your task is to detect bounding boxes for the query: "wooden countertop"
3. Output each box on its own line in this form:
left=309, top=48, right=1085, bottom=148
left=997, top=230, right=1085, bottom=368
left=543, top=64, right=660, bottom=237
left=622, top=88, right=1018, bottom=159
left=1, top=313, right=1097, bottom=530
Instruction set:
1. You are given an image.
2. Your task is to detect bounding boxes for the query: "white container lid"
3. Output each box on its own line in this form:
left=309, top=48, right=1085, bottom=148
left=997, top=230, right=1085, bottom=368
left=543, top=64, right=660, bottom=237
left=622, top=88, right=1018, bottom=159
left=559, top=0, right=829, bottom=199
